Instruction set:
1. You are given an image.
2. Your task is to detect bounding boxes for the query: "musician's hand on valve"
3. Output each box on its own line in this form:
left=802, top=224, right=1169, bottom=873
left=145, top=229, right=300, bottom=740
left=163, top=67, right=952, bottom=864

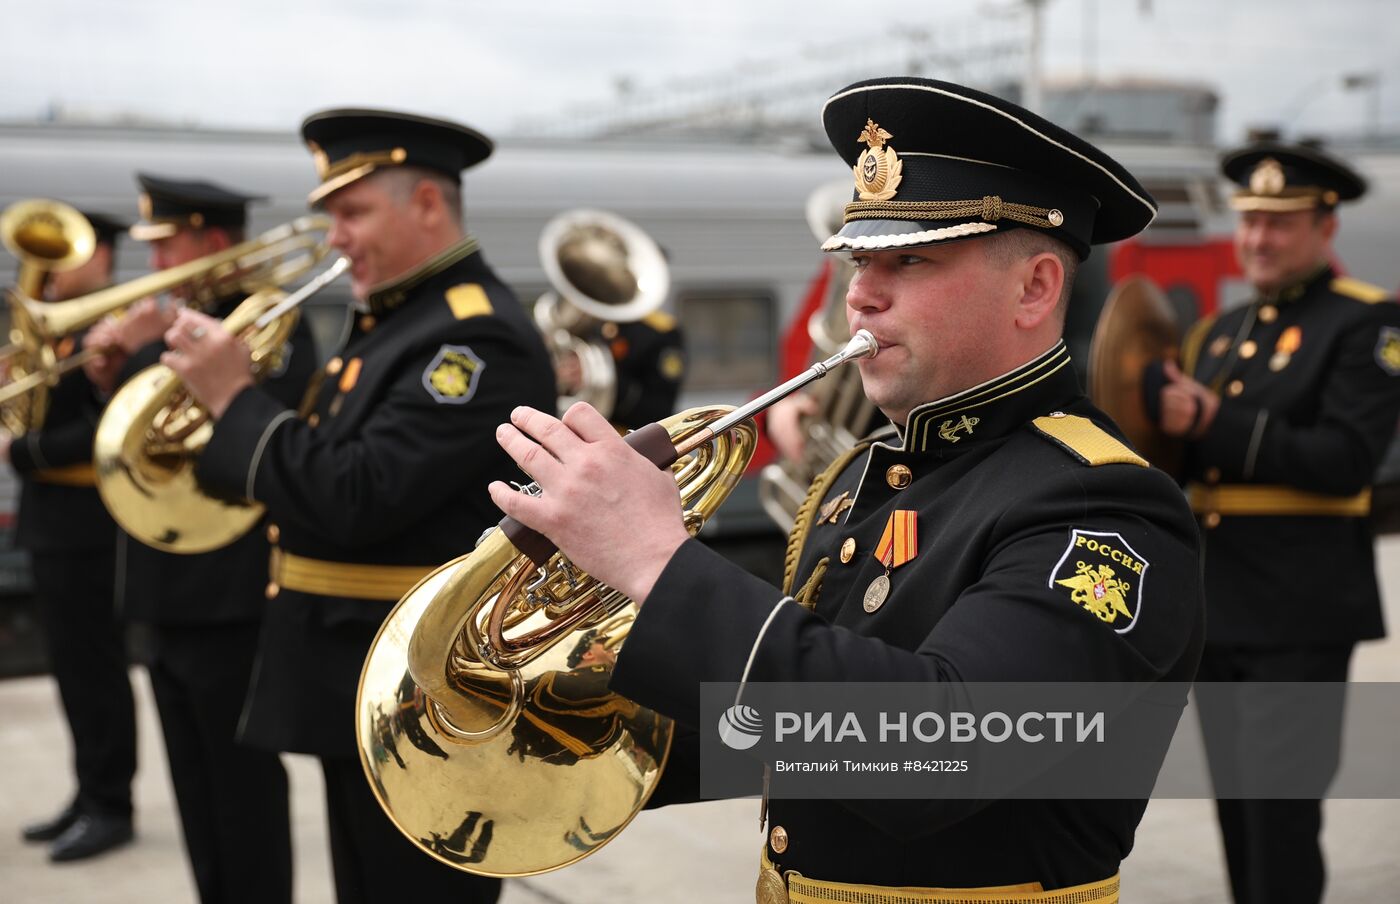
left=161, top=310, right=253, bottom=419
left=116, top=298, right=178, bottom=353
left=765, top=392, right=818, bottom=463
left=488, top=403, right=690, bottom=606
left=82, top=319, right=126, bottom=394
left=1159, top=360, right=1220, bottom=439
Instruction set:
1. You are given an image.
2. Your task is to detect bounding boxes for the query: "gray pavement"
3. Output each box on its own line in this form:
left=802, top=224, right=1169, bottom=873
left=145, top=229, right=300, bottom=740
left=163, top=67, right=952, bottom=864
left=5, top=538, right=1400, bottom=903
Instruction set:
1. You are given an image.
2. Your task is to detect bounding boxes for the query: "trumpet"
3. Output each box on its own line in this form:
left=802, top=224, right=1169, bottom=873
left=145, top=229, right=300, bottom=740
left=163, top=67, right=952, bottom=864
left=355, top=329, right=877, bottom=878
left=0, top=206, right=331, bottom=435
left=94, top=257, right=349, bottom=555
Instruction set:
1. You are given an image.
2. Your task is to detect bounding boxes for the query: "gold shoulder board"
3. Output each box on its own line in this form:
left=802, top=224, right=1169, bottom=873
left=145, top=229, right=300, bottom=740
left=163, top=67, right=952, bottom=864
left=642, top=311, right=677, bottom=332
left=1331, top=276, right=1392, bottom=304
left=445, top=283, right=494, bottom=320
left=1031, top=414, right=1147, bottom=468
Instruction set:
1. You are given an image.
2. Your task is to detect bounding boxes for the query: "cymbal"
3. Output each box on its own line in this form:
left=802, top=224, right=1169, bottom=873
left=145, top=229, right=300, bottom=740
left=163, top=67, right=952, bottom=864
left=1088, top=275, right=1183, bottom=475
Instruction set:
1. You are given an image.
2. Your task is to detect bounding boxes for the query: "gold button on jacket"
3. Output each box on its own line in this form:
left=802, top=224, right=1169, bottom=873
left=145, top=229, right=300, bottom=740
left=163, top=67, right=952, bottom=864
left=885, top=464, right=913, bottom=489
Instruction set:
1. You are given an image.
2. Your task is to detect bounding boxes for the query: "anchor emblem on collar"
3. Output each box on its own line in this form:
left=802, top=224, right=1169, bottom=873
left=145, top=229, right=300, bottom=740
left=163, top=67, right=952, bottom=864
left=938, top=415, right=980, bottom=443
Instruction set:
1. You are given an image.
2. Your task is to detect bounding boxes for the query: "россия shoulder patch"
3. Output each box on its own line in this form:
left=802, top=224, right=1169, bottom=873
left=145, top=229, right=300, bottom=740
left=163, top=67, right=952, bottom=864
left=422, top=344, right=485, bottom=404
left=1049, top=528, right=1148, bottom=634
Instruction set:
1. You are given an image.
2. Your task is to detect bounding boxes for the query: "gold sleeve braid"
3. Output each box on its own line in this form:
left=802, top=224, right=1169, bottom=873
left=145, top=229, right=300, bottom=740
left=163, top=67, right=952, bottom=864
left=782, top=441, right=875, bottom=596
left=792, top=558, right=830, bottom=612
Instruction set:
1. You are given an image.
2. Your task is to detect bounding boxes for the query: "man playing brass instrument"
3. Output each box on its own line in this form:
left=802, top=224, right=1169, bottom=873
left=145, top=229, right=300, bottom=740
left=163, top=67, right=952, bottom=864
left=5, top=212, right=137, bottom=863
left=489, top=77, right=1204, bottom=898
left=162, top=109, right=554, bottom=903
left=84, top=175, right=316, bottom=904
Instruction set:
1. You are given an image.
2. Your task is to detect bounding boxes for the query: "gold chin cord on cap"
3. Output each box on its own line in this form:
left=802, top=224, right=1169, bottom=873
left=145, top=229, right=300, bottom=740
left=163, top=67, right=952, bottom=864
left=844, top=196, right=1066, bottom=231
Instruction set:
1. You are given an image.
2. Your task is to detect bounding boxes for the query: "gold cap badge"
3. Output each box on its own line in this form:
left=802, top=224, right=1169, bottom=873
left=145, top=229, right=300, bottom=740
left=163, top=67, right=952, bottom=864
left=854, top=119, right=903, bottom=202
left=308, top=141, right=330, bottom=180
left=1249, top=158, right=1286, bottom=196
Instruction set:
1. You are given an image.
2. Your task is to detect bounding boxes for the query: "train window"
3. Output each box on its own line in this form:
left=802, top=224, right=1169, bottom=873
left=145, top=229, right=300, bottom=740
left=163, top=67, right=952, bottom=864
left=677, top=291, right=776, bottom=392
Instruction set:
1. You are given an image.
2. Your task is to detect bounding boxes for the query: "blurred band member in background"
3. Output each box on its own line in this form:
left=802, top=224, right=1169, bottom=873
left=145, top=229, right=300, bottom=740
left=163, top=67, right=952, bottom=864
left=83, top=175, right=317, bottom=904
left=7, top=212, right=137, bottom=863
left=1154, top=139, right=1400, bottom=904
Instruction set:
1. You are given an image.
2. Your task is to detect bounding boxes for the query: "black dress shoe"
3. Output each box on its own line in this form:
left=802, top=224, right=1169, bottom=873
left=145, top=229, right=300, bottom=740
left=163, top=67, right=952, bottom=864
left=21, top=803, right=80, bottom=843
left=49, top=813, right=134, bottom=862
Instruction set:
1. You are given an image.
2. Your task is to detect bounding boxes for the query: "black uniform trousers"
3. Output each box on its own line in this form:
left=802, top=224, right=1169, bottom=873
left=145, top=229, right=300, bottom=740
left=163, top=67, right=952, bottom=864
left=146, top=622, right=291, bottom=904
left=1195, top=643, right=1353, bottom=904
left=31, top=550, right=136, bottom=820
left=320, top=757, right=500, bottom=903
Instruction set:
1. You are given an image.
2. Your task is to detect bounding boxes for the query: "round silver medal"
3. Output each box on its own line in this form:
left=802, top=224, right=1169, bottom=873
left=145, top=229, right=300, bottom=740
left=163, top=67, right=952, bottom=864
left=863, top=574, right=891, bottom=613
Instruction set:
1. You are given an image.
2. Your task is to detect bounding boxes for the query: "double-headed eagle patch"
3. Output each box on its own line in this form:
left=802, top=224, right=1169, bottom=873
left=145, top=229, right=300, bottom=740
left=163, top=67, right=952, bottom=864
left=1049, top=529, right=1148, bottom=634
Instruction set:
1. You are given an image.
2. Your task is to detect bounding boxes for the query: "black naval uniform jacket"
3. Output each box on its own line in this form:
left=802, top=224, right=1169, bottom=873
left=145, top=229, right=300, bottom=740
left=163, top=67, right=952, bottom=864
left=609, top=314, right=685, bottom=431
left=612, top=341, right=1205, bottom=890
left=196, top=238, right=556, bottom=757
left=1182, top=265, right=1400, bottom=646
left=9, top=332, right=116, bottom=554
left=116, top=293, right=318, bottom=625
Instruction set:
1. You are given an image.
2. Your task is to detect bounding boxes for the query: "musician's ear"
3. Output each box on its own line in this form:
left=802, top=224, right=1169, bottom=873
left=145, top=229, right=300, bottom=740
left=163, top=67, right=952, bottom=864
left=1014, top=250, right=1064, bottom=331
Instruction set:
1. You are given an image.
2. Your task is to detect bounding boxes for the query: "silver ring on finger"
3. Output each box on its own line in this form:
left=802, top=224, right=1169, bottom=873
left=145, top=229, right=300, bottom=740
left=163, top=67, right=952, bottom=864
left=189, top=326, right=207, bottom=341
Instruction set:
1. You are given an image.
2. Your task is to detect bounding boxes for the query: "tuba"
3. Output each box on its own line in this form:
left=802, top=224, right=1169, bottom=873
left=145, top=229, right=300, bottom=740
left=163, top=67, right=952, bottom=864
left=757, top=180, right=877, bottom=531
left=533, top=209, right=670, bottom=419
left=355, top=330, right=877, bottom=877
left=0, top=199, right=98, bottom=434
left=91, top=243, right=346, bottom=556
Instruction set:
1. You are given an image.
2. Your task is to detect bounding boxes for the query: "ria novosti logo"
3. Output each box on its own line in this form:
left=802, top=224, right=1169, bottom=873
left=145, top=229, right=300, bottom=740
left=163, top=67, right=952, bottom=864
left=717, top=704, right=764, bottom=750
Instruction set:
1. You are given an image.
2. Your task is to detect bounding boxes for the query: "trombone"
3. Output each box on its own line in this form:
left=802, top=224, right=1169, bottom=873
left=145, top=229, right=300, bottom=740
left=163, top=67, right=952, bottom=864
left=0, top=200, right=331, bottom=435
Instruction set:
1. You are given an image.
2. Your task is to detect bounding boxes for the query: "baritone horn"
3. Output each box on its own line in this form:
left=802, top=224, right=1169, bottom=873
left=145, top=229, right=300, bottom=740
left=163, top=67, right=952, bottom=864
left=355, top=329, right=878, bottom=878
left=93, top=256, right=348, bottom=555
left=533, top=209, right=670, bottom=418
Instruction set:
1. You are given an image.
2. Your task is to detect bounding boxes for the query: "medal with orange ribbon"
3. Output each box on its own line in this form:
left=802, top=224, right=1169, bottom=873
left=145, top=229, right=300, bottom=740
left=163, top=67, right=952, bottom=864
left=1270, top=325, right=1302, bottom=372
left=865, top=509, right=918, bottom=613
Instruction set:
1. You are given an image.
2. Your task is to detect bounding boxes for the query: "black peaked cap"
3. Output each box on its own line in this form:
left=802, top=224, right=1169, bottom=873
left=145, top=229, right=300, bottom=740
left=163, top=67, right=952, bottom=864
left=821, top=77, right=1158, bottom=260
left=1221, top=140, right=1366, bottom=211
left=131, top=172, right=265, bottom=241
left=300, top=108, right=493, bottom=206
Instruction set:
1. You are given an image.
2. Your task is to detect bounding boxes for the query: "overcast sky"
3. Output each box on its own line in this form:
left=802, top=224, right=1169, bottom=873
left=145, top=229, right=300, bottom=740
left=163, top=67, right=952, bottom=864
left=7, top=0, right=1399, bottom=143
